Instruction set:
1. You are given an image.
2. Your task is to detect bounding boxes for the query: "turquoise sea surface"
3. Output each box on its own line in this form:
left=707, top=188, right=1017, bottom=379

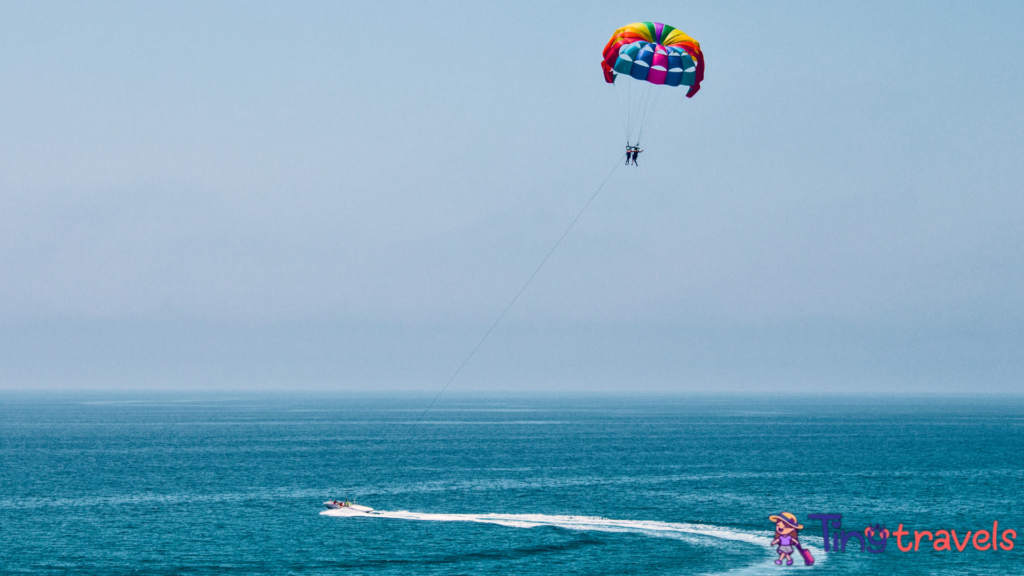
left=1, top=394, right=1021, bottom=574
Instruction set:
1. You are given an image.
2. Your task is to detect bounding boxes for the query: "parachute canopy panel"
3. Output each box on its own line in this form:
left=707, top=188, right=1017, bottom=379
left=602, top=22, right=704, bottom=97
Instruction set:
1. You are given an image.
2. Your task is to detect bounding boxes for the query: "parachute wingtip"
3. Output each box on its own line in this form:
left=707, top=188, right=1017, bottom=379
left=603, top=66, right=616, bottom=84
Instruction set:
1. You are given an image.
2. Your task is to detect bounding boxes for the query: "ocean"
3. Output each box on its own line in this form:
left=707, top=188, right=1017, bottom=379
left=1, top=394, right=1021, bottom=575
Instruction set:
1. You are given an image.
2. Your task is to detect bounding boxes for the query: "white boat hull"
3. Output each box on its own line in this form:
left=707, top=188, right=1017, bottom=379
left=322, top=502, right=377, bottom=516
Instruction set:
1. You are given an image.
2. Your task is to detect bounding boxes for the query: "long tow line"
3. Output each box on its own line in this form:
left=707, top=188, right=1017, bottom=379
left=403, top=153, right=627, bottom=429
left=359, top=153, right=627, bottom=500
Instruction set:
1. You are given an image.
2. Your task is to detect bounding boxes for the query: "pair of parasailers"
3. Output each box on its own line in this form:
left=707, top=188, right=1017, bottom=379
left=625, top=145, right=644, bottom=165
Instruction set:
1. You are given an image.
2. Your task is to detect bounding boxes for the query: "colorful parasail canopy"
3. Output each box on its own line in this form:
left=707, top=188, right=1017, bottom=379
left=602, top=22, right=704, bottom=98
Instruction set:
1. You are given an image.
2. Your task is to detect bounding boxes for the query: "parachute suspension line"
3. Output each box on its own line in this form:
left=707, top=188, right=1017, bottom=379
left=626, top=80, right=643, bottom=143
left=627, top=81, right=648, bottom=144
left=639, top=85, right=688, bottom=146
left=638, top=85, right=663, bottom=143
left=395, top=154, right=627, bottom=440
left=624, top=91, right=630, bottom=143
left=625, top=76, right=635, bottom=143
left=662, top=83, right=693, bottom=118
left=638, top=83, right=656, bottom=145
left=612, top=85, right=625, bottom=142
left=635, top=85, right=666, bottom=145
left=660, top=83, right=688, bottom=121
left=611, top=77, right=629, bottom=143
left=629, top=79, right=646, bottom=144
left=633, top=84, right=651, bottom=145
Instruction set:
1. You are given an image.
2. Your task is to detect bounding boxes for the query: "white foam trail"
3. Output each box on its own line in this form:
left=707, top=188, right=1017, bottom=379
left=321, top=509, right=826, bottom=572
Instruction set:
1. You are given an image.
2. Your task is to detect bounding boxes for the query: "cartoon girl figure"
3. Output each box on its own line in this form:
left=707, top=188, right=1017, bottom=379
left=769, top=512, right=803, bottom=566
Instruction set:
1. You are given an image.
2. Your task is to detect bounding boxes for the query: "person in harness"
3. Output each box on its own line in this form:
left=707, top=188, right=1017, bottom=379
left=630, top=147, right=643, bottom=166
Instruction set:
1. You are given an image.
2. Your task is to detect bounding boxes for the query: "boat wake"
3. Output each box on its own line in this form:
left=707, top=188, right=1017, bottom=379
left=321, top=508, right=825, bottom=571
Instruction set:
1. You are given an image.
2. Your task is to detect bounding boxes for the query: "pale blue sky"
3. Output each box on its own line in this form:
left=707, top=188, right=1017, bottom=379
left=1, top=1, right=1022, bottom=392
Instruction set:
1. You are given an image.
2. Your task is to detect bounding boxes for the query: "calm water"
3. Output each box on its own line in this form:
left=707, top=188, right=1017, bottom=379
left=0, top=394, right=1021, bottom=575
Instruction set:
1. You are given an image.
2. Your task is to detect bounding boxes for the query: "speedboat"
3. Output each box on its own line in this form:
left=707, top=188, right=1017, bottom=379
left=323, top=500, right=375, bottom=514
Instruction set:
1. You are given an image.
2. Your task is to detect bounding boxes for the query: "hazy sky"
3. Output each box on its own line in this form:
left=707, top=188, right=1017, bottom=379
left=1, top=1, right=1022, bottom=392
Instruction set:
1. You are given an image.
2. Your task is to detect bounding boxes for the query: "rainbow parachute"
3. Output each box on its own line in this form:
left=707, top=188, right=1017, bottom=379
left=602, top=22, right=704, bottom=98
